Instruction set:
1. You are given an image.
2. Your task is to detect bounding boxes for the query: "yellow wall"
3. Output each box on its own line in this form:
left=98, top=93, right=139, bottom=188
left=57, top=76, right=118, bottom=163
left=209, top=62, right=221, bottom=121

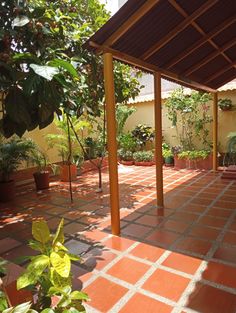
left=125, top=90, right=236, bottom=152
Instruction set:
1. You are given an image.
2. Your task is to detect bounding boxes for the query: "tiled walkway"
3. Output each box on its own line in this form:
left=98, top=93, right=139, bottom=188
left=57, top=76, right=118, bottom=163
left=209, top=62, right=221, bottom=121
left=1, top=165, right=236, bottom=312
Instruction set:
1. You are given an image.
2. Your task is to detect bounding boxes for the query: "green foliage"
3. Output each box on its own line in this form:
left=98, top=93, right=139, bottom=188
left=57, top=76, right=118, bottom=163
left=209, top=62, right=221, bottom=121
left=162, top=149, right=173, bottom=158
left=0, top=0, right=142, bottom=138
left=16, top=218, right=88, bottom=312
left=165, top=88, right=212, bottom=150
left=46, top=114, right=83, bottom=165
left=218, top=98, right=232, bottom=110
left=118, top=133, right=137, bottom=152
left=178, top=150, right=210, bottom=160
left=133, top=151, right=154, bottom=162
left=118, top=149, right=133, bottom=161
left=116, top=105, right=136, bottom=137
left=29, top=145, right=49, bottom=172
left=131, top=124, right=154, bottom=149
left=0, top=136, right=35, bottom=182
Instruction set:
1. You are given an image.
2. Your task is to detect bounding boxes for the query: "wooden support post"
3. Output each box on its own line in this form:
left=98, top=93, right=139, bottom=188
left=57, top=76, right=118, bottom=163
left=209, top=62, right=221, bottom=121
left=103, top=53, right=120, bottom=235
left=154, top=72, right=164, bottom=207
left=213, top=92, right=218, bottom=172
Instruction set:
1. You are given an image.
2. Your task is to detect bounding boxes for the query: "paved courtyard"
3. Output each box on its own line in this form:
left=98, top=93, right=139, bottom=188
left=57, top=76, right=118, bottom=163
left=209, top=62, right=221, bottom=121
left=0, top=165, right=236, bottom=313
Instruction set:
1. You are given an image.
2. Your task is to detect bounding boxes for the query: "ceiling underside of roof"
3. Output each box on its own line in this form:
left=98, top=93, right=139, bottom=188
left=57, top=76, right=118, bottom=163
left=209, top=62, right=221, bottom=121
left=85, top=0, right=236, bottom=92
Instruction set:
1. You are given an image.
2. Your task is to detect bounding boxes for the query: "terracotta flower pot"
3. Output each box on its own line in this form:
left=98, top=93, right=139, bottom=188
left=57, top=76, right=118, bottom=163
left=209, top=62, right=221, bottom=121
left=0, top=180, right=15, bottom=202
left=120, top=160, right=134, bottom=166
left=174, top=156, right=186, bottom=169
left=135, top=161, right=153, bottom=166
left=33, top=171, right=50, bottom=190
left=60, top=164, right=77, bottom=182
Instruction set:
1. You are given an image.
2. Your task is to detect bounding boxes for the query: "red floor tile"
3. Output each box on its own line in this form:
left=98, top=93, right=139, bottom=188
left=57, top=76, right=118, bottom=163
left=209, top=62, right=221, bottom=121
left=199, top=216, right=227, bottom=228
left=135, top=214, right=163, bottom=227
left=120, top=293, right=173, bottom=313
left=84, top=277, right=128, bottom=312
left=107, top=257, right=150, bottom=284
left=175, top=237, right=211, bottom=255
left=147, top=230, right=179, bottom=247
left=202, top=261, right=236, bottom=289
left=122, top=224, right=152, bottom=238
left=130, top=242, right=165, bottom=262
left=162, top=220, right=190, bottom=234
left=207, top=207, right=232, bottom=218
left=213, top=245, right=236, bottom=264
left=162, top=252, right=202, bottom=275
left=84, top=248, right=117, bottom=270
left=188, top=225, right=220, bottom=241
left=185, top=283, right=236, bottom=313
left=82, top=229, right=109, bottom=241
left=142, top=268, right=190, bottom=301
left=0, top=238, right=22, bottom=254
left=103, top=236, right=135, bottom=251
left=223, top=231, right=236, bottom=245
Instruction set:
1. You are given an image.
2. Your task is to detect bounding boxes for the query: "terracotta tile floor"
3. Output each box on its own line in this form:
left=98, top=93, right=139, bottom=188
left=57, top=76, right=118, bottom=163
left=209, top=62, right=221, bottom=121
left=1, top=165, right=236, bottom=312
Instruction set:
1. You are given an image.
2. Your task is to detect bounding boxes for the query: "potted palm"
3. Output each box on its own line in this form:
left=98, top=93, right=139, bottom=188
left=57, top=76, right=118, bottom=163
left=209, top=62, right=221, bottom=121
left=0, top=136, right=34, bottom=202
left=30, top=148, right=51, bottom=190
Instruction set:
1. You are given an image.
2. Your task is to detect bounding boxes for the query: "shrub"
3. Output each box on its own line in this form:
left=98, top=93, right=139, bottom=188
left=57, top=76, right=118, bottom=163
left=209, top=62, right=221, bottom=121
left=163, top=149, right=173, bottom=158
left=178, top=150, right=210, bottom=160
left=118, top=149, right=133, bottom=161
left=218, top=98, right=232, bottom=110
left=133, top=151, right=154, bottom=162
left=118, top=133, right=137, bottom=152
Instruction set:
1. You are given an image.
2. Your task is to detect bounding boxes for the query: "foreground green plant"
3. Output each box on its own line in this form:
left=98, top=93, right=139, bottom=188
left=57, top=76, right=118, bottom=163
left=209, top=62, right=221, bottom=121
left=178, top=150, right=210, bottom=160
left=15, top=218, right=88, bottom=312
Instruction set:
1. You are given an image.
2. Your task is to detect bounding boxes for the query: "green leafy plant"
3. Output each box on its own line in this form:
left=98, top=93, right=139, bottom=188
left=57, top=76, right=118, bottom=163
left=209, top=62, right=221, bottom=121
left=118, top=149, right=133, bottom=161
left=15, top=218, right=88, bottom=312
left=163, top=149, right=173, bottom=159
left=133, top=151, right=154, bottom=162
left=118, top=133, right=137, bottom=152
left=132, top=124, right=154, bottom=149
left=218, top=98, right=232, bottom=111
left=116, top=105, right=136, bottom=137
left=166, top=88, right=212, bottom=150
left=178, top=150, right=210, bottom=160
left=0, top=136, right=35, bottom=182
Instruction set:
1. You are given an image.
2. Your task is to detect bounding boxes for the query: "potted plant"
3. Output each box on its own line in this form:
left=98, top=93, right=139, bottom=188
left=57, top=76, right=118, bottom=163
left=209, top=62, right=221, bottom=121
left=0, top=136, right=34, bottom=202
left=177, top=150, right=212, bottom=170
left=46, top=115, right=82, bottom=182
left=131, top=124, right=155, bottom=150
left=218, top=98, right=233, bottom=111
left=133, top=151, right=154, bottom=166
left=1, top=219, right=89, bottom=312
left=163, top=149, right=174, bottom=167
left=118, top=149, right=134, bottom=165
left=30, top=147, right=51, bottom=190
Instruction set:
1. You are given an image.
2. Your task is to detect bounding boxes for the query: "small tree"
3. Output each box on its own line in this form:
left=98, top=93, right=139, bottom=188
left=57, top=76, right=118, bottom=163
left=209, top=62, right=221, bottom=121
left=165, top=88, right=212, bottom=150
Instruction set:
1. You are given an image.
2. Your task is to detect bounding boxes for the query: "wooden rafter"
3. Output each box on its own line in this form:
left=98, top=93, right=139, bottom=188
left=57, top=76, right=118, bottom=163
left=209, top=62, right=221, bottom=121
left=103, top=0, right=160, bottom=47
left=141, top=0, right=218, bottom=61
left=165, top=17, right=236, bottom=69
left=89, top=41, right=216, bottom=93
left=168, top=0, right=234, bottom=67
left=204, top=61, right=236, bottom=84
left=184, top=39, right=236, bottom=76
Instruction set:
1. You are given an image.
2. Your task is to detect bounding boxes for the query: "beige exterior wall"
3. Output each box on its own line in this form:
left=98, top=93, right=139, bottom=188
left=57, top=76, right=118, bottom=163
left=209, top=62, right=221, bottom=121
left=125, top=90, right=236, bottom=153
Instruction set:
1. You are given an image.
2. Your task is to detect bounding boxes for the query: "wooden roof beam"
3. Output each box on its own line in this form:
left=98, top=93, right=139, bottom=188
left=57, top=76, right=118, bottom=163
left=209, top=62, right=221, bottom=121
left=168, top=0, right=234, bottom=67
left=89, top=41, right=217, bottom=93
left=185, top=39, right=236, bottom=76
left=141, top=0, right=218, bottom=61
left=103, top=0, right=160, bottom=47
left=165, top=16, right=236, bottom=69
left=205, top=61, right=236, bottom=84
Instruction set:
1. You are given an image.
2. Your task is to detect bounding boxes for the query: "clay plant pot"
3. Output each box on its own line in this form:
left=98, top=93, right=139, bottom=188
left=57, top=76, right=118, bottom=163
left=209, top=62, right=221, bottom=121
left=0, top=180, right=15, bottom=202
left=60, top=164, right=77, bottom=182
left=135, top=161, right=153, bottom=166
left=174, top=156, right=186, bottom=169
left=33, top=171, right=50, bottom=190
left=120, top=160, right=134, bottom=166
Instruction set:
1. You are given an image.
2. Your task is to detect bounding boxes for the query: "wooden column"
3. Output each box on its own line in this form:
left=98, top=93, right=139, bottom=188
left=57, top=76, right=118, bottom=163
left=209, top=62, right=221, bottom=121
left=154, top=72, right=164, bottom=207
left=213, top=92, right=218, bottom=172
left=103, top=53, right=120, bottom=235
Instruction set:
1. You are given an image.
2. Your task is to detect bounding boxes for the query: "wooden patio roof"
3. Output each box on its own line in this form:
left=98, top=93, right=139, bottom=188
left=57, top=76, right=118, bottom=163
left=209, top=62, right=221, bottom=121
left=85, top=0, right=236, bottom=93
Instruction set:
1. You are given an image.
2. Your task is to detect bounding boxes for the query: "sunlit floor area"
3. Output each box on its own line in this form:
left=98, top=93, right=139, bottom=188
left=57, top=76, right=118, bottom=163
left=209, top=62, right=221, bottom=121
left=1, top=166, right=236, bottom=313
